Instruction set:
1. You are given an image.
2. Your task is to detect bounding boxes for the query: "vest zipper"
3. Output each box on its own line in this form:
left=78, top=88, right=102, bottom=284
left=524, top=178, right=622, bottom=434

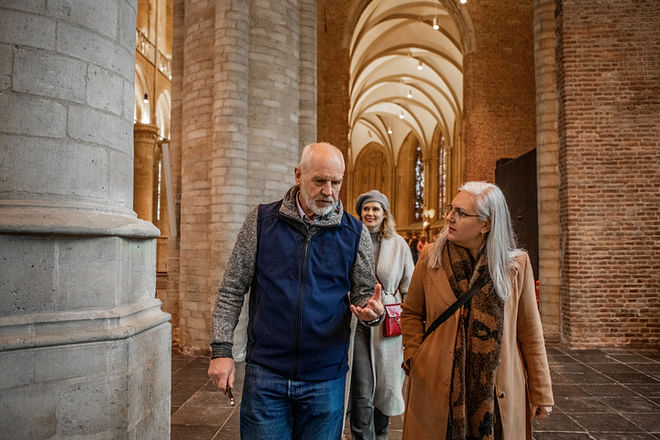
left=294, top=226, right=312, bottom=379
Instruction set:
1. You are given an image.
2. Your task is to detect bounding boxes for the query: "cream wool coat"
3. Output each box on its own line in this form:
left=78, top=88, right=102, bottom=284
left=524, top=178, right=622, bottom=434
left=401, top=248, right=554, bottom=439
left=369, top=233, right=415, bottom=415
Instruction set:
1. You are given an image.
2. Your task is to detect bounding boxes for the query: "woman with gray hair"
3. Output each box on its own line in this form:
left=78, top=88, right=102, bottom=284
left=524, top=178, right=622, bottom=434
left=401, top=181, right=553, bottom=439
left=350, top=190, right=414, bottom=440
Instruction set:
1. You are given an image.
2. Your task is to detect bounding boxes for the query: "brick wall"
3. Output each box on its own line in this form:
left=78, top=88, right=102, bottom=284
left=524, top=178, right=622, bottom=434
left=557, top=0, right=660, bottom=347
left=463, top=0, right=537, bottom=182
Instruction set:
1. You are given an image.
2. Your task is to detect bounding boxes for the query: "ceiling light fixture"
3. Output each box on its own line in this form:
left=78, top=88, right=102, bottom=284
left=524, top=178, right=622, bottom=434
left=417, top=60, right=423, bottom=71
left=399, top=110, right=405, bottom=119
left=432, top=16, right=439, bottom=30
left=143, top=93, right=149, bottom=103
left=407, top=88, right=413, bottom=99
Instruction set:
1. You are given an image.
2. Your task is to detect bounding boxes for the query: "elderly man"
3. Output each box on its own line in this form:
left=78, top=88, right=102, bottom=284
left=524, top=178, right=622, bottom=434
left=208, top=142, right=384, bottom=440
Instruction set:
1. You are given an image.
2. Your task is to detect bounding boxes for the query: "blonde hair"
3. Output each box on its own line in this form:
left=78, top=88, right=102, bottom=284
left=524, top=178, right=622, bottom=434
left=379, top=207, right=397, bottom=240
left=427, top=181, right=522, bottom=300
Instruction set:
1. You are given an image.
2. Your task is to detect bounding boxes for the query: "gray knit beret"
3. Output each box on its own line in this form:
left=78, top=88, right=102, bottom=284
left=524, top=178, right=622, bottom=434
left=355, top=189, right=390, bottom=213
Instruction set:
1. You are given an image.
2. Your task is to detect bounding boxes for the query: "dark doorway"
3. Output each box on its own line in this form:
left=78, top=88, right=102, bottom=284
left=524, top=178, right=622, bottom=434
left=495, top=149, right=539, bottom=280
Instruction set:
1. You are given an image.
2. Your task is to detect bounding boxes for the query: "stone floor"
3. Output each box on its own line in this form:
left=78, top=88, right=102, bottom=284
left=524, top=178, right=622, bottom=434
left=171, top=345, right=660, bottom=439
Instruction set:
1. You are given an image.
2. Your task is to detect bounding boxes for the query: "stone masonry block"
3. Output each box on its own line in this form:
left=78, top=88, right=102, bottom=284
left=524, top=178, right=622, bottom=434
left=0, top=44, right=11, bottom=90
left=47, top=0, right=118, bottom=40
left=87, top=64, right=124, bottom=115
left=128, top=347, right=171, bottom=424
left=33, top=342, right=109, bottom=383
left=118, top=0, right=137, bottom=52
left=107, top=340, right=129, bottom=374
left=57, top=22, right=133, bottom=81
left=119, top=237, right=157, bottom=305
left=59, top=374, right=128, bottom=436
left=56, top=237, right=121, bottom=309
left=107, top=149, right=134, bottom=209
left=0, top=235, right=57, bottom=315
left=132, top=396, right=170, bottom=440
left=0, top=0, right=45, bottom=14
left=0, top=92, right=66, bottom=138
left=13, top=46, right=86, bottom=102
left=0, top=384, right=58, bottom=439
left=68, top=104, right=131, bottom=152
left=0, top=8, right=56, bottom=50
left=122, top=78, right=134, bottom=120
left=0, top=134, right=110, bottom=201
left=0, top=350, right=33, bottom=390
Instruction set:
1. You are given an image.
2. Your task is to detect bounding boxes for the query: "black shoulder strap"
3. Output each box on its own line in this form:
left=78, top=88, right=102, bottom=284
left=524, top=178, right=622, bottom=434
left=422, top=277, right=488, bottom=340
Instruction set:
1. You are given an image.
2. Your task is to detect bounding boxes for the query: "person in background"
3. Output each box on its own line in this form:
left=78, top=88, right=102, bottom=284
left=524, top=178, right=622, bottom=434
left=401, top=181, right=553, bottom=439
left=208, top=142, right=384, bottom=440
left=409, top=233, right=419, bottom=263
left=350, top=190, right=414, bottom=440
left=416, top=236, right=427, bottom=254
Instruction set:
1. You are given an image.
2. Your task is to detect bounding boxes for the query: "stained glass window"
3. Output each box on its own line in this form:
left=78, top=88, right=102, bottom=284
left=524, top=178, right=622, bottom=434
left=414, top=144, right=424, bottom=221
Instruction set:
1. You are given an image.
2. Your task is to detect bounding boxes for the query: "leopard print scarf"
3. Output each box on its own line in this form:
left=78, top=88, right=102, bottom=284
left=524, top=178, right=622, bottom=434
left=443, top=242, right=504, bottom=440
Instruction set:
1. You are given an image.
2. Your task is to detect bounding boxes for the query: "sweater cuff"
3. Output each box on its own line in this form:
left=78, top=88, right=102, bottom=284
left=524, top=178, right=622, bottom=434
left=210, top=342, right=234, bottom=359
left=362, top=312, right=385, bottom=327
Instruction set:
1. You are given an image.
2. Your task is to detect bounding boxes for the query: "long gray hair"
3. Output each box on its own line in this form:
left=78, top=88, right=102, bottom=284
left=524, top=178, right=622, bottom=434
left=428, top=181, right=522, bottom=300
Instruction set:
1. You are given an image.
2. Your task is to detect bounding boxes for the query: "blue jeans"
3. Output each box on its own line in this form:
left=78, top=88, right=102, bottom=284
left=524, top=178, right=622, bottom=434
left=240, top=362, right=346, bottom=440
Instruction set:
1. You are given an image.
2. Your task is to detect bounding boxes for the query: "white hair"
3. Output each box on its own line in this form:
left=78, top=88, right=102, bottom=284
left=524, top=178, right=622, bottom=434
left=428, top=181, right=523, bottom=300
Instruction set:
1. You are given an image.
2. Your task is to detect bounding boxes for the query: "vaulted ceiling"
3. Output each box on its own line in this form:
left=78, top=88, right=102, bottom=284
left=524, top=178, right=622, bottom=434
left=348, top=0, right=464, bottom=165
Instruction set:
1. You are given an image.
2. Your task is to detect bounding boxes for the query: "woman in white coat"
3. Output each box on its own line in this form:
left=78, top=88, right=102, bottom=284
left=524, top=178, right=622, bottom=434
left=350, top=190, right=415, bottom=440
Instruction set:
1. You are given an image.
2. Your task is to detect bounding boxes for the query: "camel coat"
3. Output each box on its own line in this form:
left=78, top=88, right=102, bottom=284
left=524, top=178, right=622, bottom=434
left=401, top=248, right=553, bottom=439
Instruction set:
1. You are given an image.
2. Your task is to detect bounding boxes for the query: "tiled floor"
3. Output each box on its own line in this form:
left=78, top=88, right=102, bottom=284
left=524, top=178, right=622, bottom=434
left=171, top=345, right=660, bottom=439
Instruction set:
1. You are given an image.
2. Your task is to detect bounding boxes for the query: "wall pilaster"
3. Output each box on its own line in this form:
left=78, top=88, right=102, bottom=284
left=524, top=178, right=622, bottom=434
left=533, top=0, right=560, bottom=342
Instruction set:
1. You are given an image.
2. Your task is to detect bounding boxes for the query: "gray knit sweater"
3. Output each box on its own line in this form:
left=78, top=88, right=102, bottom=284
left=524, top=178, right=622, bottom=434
left=210, top=185, right=378, bottom=358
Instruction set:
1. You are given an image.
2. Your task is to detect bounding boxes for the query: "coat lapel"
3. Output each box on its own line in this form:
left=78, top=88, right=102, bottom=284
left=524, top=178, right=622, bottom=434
left=427, top=263, right=457, bottom=311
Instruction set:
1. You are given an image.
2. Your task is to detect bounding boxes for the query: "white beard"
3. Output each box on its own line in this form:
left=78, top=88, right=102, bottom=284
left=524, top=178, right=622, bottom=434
left=300, top=186, right=337, bottom=217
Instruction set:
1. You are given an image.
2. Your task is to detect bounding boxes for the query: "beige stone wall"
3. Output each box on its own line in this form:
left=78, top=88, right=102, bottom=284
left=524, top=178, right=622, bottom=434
left=556, top=0, right=660, bottom=347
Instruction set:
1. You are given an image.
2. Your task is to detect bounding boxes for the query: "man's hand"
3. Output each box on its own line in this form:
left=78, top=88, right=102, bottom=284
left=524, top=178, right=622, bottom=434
left=208, top=357, right=235, bottom=390
left=350, top=283, right=385, bottom=322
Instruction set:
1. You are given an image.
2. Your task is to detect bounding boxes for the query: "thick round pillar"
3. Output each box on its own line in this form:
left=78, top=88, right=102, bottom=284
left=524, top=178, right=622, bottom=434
left=133, top=123, right=160, bottom=221
left=0, top=1, right=170, bottom=437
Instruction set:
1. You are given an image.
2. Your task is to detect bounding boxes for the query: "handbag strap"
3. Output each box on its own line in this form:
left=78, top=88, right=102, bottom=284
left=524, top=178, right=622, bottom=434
left=375, top=274, right=399, bottom=297
left=422, top=277, right=489, bottom=340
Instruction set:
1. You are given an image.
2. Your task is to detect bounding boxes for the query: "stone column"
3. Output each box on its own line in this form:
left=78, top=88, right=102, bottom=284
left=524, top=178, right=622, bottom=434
left=0, top=1, right=171, bottom=438
left=133, top=122, right=160, bottom=221
left=533, top=0, right=560, bottom=341
left=299, top=0, right=317, bottom=149
left=171, top=0, right=316, bottom=354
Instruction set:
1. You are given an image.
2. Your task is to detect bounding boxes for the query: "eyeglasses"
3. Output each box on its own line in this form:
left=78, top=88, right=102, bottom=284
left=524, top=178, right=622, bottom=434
left=445, top=204, right=480, bottom=220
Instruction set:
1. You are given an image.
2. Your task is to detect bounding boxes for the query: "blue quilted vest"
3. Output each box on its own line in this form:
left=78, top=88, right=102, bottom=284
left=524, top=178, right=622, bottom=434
left=247, top=200, right=363, bottom=381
